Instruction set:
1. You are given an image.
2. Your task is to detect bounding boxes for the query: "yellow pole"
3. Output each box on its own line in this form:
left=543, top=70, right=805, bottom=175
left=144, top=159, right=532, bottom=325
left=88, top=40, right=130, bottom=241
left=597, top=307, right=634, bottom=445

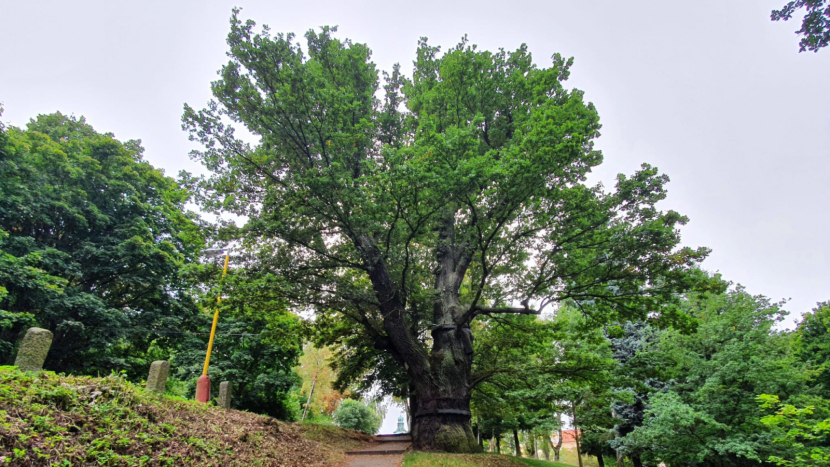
left=202, top=253, right=230, bottom=376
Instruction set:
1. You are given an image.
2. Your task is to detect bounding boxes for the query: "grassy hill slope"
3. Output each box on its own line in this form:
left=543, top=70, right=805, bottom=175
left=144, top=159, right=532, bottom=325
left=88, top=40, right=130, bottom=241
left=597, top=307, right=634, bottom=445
left=0, top=366, right=369, bottom=466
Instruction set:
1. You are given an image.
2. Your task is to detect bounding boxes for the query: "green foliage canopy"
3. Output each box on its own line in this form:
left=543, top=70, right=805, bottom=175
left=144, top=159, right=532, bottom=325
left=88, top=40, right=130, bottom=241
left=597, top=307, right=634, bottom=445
left=183, top=10, right=708, bottom=409
left=615, top=283, right=808, bottom=467
left=0, top=112, right=204, bottom=376
left=759, top=394, right=830, bottom=467
left=171, top=262, right=304, bottom=419
left=171, top=312, right=302, bottom=419
left=795, top=302, right=830, bottom=398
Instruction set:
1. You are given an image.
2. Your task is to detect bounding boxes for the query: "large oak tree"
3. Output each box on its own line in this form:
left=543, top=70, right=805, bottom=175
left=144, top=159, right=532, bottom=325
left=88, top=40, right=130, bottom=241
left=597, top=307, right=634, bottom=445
left=184, top=11, right=707, bottom=451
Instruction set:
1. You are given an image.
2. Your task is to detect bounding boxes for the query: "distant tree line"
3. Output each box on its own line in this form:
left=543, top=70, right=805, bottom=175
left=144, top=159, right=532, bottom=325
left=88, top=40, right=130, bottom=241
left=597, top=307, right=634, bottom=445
left=470, top=274, right=830, bottom=467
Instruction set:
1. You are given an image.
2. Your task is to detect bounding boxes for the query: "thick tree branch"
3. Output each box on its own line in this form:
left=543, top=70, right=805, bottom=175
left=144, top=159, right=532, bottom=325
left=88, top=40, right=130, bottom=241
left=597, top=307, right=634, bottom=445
left=474, top=305, right=539, bottom=315
left=355, top=234, right=430, bottom=378
left=460, top=302, right=539, bottom=325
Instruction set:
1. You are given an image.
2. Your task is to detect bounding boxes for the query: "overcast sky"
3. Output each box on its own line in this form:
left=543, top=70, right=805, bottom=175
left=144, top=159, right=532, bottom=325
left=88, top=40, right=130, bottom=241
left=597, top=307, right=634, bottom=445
left=2, top=0, right=828, bottom=338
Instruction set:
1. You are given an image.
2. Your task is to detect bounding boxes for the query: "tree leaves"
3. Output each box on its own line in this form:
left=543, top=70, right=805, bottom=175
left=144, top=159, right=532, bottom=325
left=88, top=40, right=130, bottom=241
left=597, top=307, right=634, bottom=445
left=185, top=12, right=708, bottom=400
left=772, top=1, right=830, bottom=52
left=0, top=112, right=205, bottom=377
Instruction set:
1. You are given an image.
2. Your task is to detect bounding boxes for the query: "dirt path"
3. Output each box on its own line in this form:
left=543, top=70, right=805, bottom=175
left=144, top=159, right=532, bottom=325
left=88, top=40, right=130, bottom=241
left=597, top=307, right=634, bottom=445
left=345, top=435, right=410, bottom=467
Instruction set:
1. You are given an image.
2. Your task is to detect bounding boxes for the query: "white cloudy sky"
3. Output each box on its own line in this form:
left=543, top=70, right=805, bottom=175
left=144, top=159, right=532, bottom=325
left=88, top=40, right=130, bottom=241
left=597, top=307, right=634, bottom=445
left=2, top=0, right=827, bottom=333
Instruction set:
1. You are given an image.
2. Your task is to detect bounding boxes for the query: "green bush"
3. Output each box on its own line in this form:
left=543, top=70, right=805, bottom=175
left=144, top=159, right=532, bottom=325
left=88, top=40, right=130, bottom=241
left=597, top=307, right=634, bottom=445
left=332, top=399, right=381, bottom=434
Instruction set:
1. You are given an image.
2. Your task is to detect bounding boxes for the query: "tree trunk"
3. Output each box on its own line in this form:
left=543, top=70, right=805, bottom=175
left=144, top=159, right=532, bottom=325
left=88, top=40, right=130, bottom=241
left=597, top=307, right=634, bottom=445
left=553, top=444, right=561, bottom=461
left=597, top=454, right=606, bottom=467
left=404, top=397, right=411, bottom=431
left=611, top=409, right=625, bottom=467
left=358, top=215, right=481, bottom=452
left=572, top=402, right=583, bottom=467
left=513, top=429, right=522, bottom=457
left=631, top=454, right=644, bottom=467
left=408, top=380, right=477, bottom=451
left=301, top=373, right=317, bottom=421
left=496, top=434, right=501, bottom=454
left=554, top=414, right=563, bottom=461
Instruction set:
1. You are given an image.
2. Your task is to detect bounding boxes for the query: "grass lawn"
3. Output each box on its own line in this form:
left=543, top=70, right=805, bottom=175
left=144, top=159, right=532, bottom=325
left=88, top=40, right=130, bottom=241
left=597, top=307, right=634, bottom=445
left=513, top=457, right=574, bottom=467
left=402, top=451, right=571, bottom=467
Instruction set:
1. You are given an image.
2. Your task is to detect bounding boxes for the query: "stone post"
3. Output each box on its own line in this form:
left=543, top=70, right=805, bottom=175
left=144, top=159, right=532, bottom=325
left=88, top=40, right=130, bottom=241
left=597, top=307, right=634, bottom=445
left=13, top=327, right=53, bottom=372
left=145, top=360, right=170, bottom=393
left=218, top=381, right=232, bottom=409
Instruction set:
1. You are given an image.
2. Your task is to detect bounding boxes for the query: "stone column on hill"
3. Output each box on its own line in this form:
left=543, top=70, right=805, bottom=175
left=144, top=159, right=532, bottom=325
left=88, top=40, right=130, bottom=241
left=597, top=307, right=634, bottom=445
left=13, top=327, right=53, bottom=372
left=218, top=381, right=232, bottom=409
left=145, top=360, right=170, bottom=393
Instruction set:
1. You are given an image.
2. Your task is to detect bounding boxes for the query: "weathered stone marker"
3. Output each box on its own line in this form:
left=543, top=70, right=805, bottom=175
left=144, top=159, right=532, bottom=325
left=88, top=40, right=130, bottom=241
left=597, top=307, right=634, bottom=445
left=13, top=327, right=53, bottom=372
left=145, top=360, right=170, bottom=393
left=218, top=381, right=232, bottom=409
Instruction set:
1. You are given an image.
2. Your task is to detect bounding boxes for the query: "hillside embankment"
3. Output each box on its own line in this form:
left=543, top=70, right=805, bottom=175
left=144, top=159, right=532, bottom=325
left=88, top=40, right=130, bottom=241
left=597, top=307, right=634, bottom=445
left=0, top=366, right=370, bottom=466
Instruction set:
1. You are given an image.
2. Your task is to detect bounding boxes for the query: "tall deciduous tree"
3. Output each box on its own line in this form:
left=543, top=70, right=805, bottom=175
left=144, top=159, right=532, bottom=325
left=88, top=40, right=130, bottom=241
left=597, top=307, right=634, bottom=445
left=615, top=283, right=809, bottom=467
left=0, top=112, right=204, bottom=376
left=297, top=343, right=340, bottom=421
left=184, top=11, right=707, bottom=451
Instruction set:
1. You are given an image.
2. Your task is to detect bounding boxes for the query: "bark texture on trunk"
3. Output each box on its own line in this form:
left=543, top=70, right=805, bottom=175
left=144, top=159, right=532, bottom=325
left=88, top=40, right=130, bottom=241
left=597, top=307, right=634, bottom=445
left=411, top=409, right=477, bottom=452
left=572, top=402, right=584, bottom=467
left=355, top=208, right=499, bottom=452
left=553, top=415, right=563, bottom=461
left=513, top=429, right=522, bottom=457
left=408, top=318, right=478, bottom=451
left=404, top=398, right=412, bottom=432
